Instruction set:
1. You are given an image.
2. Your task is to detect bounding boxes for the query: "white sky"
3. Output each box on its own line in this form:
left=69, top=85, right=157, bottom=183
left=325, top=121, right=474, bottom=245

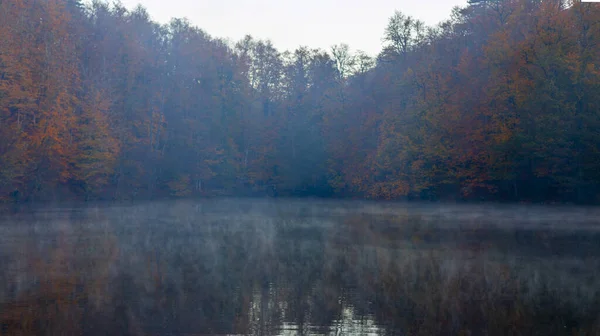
left=117, top=0, right=468, bottom=56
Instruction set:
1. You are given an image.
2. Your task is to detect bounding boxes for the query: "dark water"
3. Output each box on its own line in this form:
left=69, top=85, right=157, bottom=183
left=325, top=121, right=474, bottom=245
left=1, top=199, right=600, bottom=336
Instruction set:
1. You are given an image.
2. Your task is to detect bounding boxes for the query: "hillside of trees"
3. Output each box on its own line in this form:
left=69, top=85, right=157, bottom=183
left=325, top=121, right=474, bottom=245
left=1, top=0, right=599, bottom=203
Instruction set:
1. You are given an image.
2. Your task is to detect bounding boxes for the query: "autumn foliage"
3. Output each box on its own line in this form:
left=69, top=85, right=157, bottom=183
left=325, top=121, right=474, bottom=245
left=1, top=0, right=599, bottom=203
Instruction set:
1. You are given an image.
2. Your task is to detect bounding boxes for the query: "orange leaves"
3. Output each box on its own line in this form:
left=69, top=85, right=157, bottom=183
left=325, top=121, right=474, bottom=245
left=2, top=0, right=599, bottom=202
left=0, top=0, right=122, bottom=199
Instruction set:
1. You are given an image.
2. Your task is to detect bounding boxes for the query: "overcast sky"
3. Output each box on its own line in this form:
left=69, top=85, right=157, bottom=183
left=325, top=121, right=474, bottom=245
left=117, top=0, right=468, bottom=56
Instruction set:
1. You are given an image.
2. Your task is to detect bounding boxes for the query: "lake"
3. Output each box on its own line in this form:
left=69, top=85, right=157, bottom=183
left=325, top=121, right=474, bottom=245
left=1, top=199, right=599, bottom=335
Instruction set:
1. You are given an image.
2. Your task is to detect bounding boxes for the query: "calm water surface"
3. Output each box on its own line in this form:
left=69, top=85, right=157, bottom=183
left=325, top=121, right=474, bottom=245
left=1, top=199, right=600, bottom=335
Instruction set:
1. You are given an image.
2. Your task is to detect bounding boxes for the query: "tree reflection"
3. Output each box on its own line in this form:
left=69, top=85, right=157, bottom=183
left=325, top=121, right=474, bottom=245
left=1, top=202, right=599, bottom=335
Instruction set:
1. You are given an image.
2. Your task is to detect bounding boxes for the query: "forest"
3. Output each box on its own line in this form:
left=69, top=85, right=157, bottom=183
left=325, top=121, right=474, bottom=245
left=1, top=0, right=599, bottom=203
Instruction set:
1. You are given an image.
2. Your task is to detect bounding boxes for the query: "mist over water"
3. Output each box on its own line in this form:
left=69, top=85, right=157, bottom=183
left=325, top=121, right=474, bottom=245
left=1, top=199, right=600, bottom=335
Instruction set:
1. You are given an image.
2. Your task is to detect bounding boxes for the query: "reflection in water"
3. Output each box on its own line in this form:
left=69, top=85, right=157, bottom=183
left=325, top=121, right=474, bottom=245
left=1, top=199, right=600, bottom=335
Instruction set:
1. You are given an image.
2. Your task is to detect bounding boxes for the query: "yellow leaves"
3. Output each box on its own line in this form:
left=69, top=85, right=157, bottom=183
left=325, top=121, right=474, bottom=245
left=368, top=181, right=410, bottom=200
left=167, top=174, right=192, bottom=197
left=70, top=88, right=120, bottom=192
left=327, top=172, right=346, bottom=193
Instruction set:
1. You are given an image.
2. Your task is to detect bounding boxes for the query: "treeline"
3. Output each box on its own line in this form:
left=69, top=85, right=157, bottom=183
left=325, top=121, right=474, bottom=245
left=1, top=0, right=599, bottom=203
